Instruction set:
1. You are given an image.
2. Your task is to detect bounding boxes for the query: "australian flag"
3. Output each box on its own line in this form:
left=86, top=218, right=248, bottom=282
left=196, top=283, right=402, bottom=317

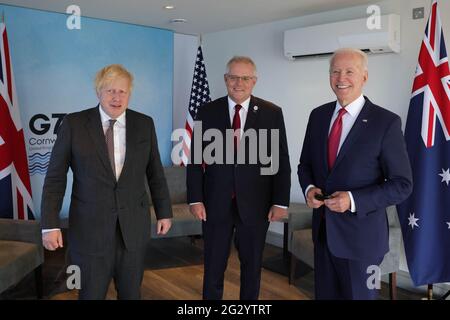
left=0, top=23, right=34, bottom=220
left=397, top=0, right=450, bottom=286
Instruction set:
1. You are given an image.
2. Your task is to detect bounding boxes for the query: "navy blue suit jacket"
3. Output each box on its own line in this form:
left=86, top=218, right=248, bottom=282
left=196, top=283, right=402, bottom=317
left=298, top=97, right=412, bottom=260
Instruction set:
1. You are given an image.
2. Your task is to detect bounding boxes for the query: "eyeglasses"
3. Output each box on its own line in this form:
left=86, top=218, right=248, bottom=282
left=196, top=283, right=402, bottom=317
left=103, top=89, right=128, bottom=97
left=225, top=74, right=256, bottom=83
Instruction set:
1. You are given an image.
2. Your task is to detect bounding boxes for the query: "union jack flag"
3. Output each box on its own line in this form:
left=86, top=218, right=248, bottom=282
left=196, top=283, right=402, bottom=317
left=0, top=23, right=34, bottom=220
left=412, top=1, right=450, bottom=148
left=397, top=0, right=450, bottom=286
left=180, top=46, right=211, bottom=166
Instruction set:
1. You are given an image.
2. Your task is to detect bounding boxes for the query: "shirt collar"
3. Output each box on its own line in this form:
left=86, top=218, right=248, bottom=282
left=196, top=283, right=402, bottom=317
left=99, top=105, right=126, bottom=126
left=335, top=94, right=365, bottom=117
left=228, top=96, right=250, bottom=112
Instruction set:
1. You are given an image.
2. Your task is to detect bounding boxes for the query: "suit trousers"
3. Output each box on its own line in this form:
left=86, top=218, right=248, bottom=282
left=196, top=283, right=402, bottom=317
left=202, top=199, right=269, bottom=300
left=70, top=222, right=145, bottom=300
left=314, top=219, right=383, bottom=300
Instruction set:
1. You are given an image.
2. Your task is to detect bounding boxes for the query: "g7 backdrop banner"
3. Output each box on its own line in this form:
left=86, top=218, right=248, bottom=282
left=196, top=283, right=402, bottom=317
left=0, top=4, right=173, bottom=220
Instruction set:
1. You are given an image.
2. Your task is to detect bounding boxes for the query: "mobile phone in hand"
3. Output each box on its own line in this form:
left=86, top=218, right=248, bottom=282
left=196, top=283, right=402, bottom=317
left=314, top=193, right=332, bottom=201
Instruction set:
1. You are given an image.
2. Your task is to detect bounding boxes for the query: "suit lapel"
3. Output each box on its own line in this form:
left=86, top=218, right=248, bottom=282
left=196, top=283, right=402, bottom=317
left=85, top=106, right=116, bottom=180
left=332, top=97, right=373, bottom=170
left=244, top=96, right=258, bottom=131
left=322, top=103, right=335, bottom=173
left=220, top=97, right=232, bottom=130
left=117, top=109, right=137, bottom=183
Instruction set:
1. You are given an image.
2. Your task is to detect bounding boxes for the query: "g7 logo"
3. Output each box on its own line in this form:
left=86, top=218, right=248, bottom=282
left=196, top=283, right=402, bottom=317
left=29, top=113, right=66, bottom=135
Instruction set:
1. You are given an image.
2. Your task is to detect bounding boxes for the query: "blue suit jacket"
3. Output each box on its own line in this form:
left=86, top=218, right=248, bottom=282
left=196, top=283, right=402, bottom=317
left=298, top=97, right=412, bottom=260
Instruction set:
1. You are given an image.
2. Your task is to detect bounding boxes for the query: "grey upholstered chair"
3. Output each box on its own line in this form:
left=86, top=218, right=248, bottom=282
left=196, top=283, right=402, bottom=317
left=149, top=166, right=202, bottom=239
left=288, top=204, right=401, bottom=299
left=0, top=218, right=44, bottom=298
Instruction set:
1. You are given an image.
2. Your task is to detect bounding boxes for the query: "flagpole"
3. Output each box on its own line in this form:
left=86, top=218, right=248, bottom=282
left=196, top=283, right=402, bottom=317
left=429, top=0, right=447, bottom=301
left=427, top=284, right=433, bottom=300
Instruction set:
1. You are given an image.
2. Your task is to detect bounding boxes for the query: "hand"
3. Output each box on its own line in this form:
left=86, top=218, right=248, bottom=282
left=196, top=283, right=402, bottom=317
left=42, top=230, right=63, bottom=251
left=324, top=191, right=351, bottom=213
left=267, top=206, right=288, bottom=222
left=306, top=187, right=325, bottom=209
left=156, top=218, right=172, bottom=235
left=189, top=203, right=207, bottom=221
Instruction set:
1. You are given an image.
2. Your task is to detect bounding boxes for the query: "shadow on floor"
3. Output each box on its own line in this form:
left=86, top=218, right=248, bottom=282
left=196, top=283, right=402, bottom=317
left=0, top=236, right=203, bottom=300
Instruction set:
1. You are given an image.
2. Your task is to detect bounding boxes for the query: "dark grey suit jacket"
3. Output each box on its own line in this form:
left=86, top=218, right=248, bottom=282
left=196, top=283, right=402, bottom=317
left=41, top=106, right=172, bottom=255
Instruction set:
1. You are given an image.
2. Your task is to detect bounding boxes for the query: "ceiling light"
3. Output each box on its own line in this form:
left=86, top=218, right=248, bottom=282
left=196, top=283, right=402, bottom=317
left=170, top=18, right=187, bottom=23
left=164, top=5, right=175, bottom=10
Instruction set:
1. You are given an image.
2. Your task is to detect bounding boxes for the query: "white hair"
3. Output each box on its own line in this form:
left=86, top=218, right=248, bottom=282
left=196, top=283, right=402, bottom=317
left=225, top=56, right=257, bottom=76
left=329, top=48, right=368, bottom=72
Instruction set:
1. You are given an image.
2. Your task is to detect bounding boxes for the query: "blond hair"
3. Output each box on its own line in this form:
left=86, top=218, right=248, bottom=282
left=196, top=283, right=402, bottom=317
left=94, top=64, right=133, bottom=95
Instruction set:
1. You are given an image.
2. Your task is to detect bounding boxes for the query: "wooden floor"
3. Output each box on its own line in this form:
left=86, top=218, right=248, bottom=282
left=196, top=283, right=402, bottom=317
left=51, top=241, right=308, bottom=300
left=2, top=235, right=424, bottom=300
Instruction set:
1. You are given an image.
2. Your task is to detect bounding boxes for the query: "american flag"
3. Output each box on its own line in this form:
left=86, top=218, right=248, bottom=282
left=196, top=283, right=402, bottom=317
left=180, top=46, right=211, bottom=166
left=397, top=0, right=450, bottom=286
left=0, top=23, right=34, bottom=220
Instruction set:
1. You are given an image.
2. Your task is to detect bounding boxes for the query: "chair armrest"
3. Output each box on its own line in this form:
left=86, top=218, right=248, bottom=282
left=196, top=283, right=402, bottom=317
left=288, top=203, right=313, bottom=230
left=380, top=226, right=402, bottom=275
left=386, top=205, right=400, bottom=227
left=0, top=218, right=42, bottom=245
left=287, top=203, right=313, bottom=251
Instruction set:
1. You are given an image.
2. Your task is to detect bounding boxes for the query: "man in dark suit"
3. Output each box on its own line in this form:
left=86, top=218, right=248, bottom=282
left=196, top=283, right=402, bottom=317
left=187, top=56, right=291, bottom=300
left=41, top=64, right=172, bottom=299
left=298, top=48, right=413, bottom=299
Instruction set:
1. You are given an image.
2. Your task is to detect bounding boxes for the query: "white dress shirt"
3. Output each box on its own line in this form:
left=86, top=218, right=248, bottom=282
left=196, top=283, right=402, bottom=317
left=99, top=105, right=126, bottom=180
left=305, top=94, right=366, bottom=212
left=328, top=94, right=365, bottom=154
left=228, top=96, right=249, bottom=137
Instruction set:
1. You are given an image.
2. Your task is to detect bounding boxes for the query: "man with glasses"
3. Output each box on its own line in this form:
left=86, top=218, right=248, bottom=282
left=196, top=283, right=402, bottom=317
left=187, top=56, right=291, bottom=300
left=41, top=64, right=173, bottom=299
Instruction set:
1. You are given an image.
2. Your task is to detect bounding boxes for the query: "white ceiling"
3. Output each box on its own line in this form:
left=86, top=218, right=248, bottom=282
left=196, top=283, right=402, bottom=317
left=1, top=0, right=376, bottom=35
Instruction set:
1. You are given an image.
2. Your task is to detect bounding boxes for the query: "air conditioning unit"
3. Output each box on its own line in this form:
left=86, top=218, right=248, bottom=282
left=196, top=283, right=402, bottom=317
left=283, top=14, right=400, bottom=60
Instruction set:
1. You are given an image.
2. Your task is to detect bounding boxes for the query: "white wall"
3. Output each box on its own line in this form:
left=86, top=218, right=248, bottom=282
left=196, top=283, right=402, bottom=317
left=198, top=0, right=449, bottom=234
left=173, top=33, right=199, bottom=133
left=201, top=0, right=450, bottom=206
left=173, top=0, right=450, bottom=294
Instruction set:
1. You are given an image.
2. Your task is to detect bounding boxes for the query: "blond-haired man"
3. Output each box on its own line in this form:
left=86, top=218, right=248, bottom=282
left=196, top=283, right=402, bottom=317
left=41, top=64, right=172, bottom=299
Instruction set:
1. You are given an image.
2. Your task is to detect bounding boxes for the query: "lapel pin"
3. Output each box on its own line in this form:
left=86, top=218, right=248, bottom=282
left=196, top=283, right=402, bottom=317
left=253, top=106, right=258, bottom=112
left=362, top=119, right=368, bottom=122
